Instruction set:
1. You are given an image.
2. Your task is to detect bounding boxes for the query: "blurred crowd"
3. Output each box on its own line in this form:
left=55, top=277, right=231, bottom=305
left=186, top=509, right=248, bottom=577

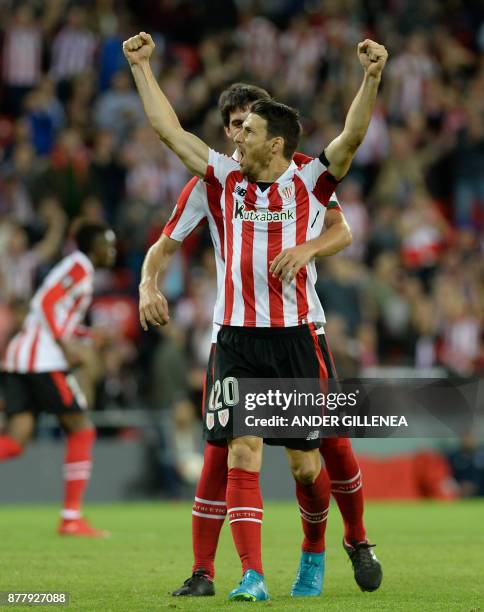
left=0, top=0, right=482, bottom=446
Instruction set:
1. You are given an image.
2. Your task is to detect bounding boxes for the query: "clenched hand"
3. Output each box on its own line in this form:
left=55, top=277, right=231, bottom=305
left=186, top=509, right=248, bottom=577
left=123, top=31, right=155, bottom=66
left=139, top=283, right=170, bottom=330
left=357, top=39, right=388, bottom=78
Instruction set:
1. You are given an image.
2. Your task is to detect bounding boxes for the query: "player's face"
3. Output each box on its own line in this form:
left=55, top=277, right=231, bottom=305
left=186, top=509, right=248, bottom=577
left=235, top=113, right=272, bottom=180
left=95, top=230, right=117, bottom=268
left=225, top=106, right=251, bottom=145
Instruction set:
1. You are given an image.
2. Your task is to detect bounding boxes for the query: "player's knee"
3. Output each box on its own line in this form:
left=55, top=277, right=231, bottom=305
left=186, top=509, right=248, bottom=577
left=229, top=437, right=261, bottom=471
left=292, top=463, right=320, bottom=484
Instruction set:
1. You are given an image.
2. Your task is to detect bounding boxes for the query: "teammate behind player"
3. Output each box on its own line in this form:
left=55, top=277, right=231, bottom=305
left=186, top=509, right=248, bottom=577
left=0, top=221, right=116, bottom=537
left=125, top=32, right=387, bottom=600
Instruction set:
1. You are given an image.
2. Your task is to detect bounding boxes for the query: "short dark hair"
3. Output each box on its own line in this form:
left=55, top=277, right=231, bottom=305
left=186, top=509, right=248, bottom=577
left=74, top=221, right=110, bottom=254
left=218, top=83, right=271, bottom=127
left=250, top=99, right=302, bottom=159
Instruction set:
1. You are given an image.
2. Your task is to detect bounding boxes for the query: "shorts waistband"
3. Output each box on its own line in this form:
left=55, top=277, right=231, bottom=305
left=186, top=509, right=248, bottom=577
left=220, top=324, right=314, bottom=337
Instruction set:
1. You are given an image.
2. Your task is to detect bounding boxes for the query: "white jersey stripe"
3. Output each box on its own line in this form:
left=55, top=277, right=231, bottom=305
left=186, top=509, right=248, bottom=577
left=281, top=208, right=298, bottom=326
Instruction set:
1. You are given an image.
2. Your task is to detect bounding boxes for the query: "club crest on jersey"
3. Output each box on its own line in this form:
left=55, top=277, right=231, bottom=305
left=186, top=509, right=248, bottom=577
left=206, top=412, right=215, bottom=430
left=218, top=409, right=229, bottom=427
left=233, top=199, right=295, bottom=222
left=279, top=183, right=295, bottom=201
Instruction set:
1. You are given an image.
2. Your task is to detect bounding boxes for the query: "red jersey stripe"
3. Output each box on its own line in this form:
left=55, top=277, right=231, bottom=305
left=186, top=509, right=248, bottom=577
left=267, top=185, right=284, bottom=326
left=294, top=176, right=310, bottom=323
left=40, top=262, right=88, bottom=339
left=241, top=183, right=257, bottom=326
left=27, top=323, right=41, bottom=372
left=313, top=171, right=338, bottom=206
left=293, top=152, right=313, bottom=167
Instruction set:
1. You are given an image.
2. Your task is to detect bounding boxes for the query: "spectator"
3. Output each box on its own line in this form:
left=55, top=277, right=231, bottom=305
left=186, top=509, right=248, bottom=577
left=89, top=130, right=126, bottom=224
left=316, top=257, right=363, bottom=336
left=453, top=108, right=484, bottom=229
left=387, top=31, right=436, bottom=121
left=0, top=196, right=66, bottom=302
left=446, top=434, right=484, bottom=497
left=336, top=179, right=369, bottom=261
left=94, top=70, right=145, bottom=143
left=23, top=78, right=65, bottom=155
left=50, top=6, right=96, bottom=92
left=2, top=4, right=43, bottom=117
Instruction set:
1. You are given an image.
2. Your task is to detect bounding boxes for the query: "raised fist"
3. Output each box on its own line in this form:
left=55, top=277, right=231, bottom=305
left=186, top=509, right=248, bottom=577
left=357, top=39, right=388, bottom=78
left=123, top=32, right=155, bottom=66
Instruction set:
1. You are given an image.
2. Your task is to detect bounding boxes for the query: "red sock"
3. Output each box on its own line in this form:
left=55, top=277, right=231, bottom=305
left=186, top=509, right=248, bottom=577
left=296, top=468, right=330, bottom=553
left=320, top=438, right=366, bottom=543
left=0, top=435, right=23, bottom=460
left=227, top=468, right=263, bottom=576
left=192, top=442, right=228, bottom=579
left=61, top=428, right=96, bottom=520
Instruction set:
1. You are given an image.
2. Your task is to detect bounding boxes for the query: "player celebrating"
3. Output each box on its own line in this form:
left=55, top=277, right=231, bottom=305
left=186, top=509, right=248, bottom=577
left=140, top=83, right=381, bottom=598
left=124, top=32, right=387, bottom=600
left=0, top=221, right=116, bottom=537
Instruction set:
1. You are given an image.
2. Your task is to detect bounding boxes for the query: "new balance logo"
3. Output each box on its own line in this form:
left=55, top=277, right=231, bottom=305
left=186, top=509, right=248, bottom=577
left=235, top=185, right=247, bottom=197
left=234, top=200, right=295, bottom=222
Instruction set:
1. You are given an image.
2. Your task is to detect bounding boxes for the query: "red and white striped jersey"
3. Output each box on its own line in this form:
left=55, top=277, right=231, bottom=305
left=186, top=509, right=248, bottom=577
left=205, top=149, right=339, bottom=327
left=3, top=251, right=94, bottom=373
left=164, top=150, right=340, bottom=331
left=50, top=27, right=96, bottom=81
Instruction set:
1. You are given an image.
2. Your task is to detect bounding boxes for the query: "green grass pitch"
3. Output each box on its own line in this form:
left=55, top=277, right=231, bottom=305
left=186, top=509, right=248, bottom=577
left=0, top=501, right=483, bottom=611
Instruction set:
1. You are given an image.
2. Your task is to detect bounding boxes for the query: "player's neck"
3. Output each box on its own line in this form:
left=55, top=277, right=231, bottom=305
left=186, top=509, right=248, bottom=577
left=255, top=158, right=290, bottom=183
left=86, top=253, right=97, bottom=268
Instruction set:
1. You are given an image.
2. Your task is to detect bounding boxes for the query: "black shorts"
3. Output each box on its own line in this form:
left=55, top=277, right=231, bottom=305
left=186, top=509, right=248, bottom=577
left=203, top=324, right=337, bottom=450
left=3, top=371, right=87, bottom=417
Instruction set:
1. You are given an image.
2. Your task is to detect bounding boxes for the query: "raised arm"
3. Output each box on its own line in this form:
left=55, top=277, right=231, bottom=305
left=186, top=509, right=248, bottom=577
left=139, top=234, right=181, bottom=330
left=34, top=199, right=67, bottom=264
left=325, top=39, right=388, bottom=181
left=123, top=32, right=209, bottom=177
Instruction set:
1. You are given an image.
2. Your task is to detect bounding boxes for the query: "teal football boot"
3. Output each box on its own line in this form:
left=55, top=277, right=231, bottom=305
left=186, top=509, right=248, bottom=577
left=228, top=569, right=270, bottom=601
left=291, top=551, right=325, bottom=597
